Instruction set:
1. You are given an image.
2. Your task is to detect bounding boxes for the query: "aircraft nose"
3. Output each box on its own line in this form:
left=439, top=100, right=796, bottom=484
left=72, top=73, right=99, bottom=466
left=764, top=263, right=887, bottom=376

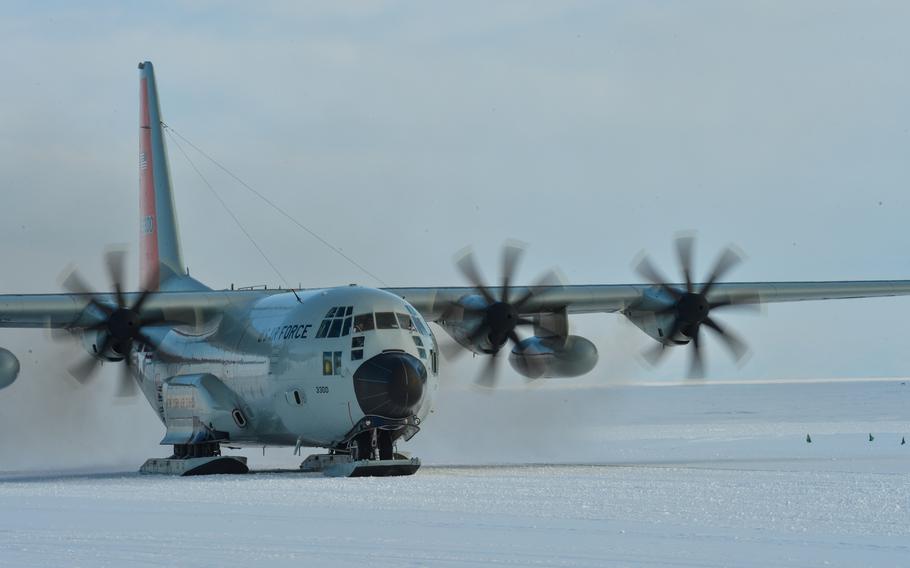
left=353, top=352, right=426, bottom=419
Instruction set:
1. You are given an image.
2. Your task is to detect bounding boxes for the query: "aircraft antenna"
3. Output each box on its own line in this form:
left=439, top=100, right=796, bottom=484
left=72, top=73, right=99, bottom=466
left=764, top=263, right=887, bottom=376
left=162, top=123, right=388, bottom=287
left=166, top=129, right=291, bottom=289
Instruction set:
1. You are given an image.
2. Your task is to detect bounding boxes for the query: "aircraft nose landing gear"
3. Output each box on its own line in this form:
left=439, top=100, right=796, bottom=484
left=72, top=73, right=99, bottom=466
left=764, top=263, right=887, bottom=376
left=299, top=415, right=421, bottom=477
left=351, top=428, right=394, bottom=461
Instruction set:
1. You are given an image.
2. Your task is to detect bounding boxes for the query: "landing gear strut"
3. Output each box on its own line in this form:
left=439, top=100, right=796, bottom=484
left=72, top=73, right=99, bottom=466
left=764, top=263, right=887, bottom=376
left=351, top=429, right=395, bottom=461
left=299, top=416, right=421, bottom=477
left=139, top=442, right=248, bottom=476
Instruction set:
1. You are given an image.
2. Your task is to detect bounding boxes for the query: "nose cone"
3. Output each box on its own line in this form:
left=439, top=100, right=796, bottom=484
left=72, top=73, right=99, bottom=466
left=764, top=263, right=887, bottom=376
left=354, top=352, right=426, bottom=419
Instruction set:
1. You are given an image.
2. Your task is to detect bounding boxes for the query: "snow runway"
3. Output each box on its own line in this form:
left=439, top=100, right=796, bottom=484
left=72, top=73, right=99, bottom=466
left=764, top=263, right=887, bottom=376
left=1, top=379, right=908, bottom=567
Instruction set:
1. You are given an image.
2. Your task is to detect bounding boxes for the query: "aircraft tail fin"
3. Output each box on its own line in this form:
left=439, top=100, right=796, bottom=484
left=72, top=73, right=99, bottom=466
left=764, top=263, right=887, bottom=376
left=138, top=61, right=206, bottom=291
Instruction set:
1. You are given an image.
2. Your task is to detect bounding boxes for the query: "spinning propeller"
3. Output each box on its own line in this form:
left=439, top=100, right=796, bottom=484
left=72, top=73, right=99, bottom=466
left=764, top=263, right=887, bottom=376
left=635, top=234, right=760, bottom=378
left=443, top=242, right=563, bottom=388
left=57, top=249, right=164, bottom=396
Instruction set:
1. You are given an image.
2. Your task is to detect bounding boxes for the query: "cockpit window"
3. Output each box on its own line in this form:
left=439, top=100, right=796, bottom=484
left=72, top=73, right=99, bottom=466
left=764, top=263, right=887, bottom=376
left=375, top=312, right=399, bottom=329
left=353, top=313, right=374, bottom=333
left=406, top=305, right=431, bottom=336
left=396, top=313, right=415, bottom=331
left=317, top=305, right=353, bottom=339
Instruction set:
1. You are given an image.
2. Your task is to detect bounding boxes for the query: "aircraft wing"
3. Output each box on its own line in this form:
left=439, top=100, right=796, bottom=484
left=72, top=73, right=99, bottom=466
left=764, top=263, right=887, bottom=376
left=2, top=281, right=909, bottom=330
left=0, top=291, right=267, bottom=329
left=387, top=280, right=910, bottom=320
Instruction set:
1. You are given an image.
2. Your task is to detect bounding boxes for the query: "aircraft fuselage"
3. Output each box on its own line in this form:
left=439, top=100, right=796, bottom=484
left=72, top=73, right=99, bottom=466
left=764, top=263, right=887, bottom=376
left=132, top=286, right=439, bottom=450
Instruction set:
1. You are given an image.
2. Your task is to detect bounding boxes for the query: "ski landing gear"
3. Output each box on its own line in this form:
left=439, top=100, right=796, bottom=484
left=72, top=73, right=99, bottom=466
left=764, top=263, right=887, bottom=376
left=139, top=442, right=249, bottom=476
left=299, top=416, right=421, bottom=477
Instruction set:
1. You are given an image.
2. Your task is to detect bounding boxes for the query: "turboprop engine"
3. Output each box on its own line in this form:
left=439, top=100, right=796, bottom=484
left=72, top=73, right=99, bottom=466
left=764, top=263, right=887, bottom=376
left=509, top=335, right=598, bottom=379
left=79, top=328, right=127, bottom=362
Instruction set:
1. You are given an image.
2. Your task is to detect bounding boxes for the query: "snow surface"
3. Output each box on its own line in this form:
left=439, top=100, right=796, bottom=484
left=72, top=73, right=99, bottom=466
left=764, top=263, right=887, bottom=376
left=1, top=379, right=908, bottom=567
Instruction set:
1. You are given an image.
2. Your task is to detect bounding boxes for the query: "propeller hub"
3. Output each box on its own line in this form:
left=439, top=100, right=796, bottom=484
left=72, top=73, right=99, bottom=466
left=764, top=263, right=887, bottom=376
left=107, top=308, right=141, bottom=342
left=485, top=302, right=518, bottom=345
left=676, top=293, right=710, bottom=327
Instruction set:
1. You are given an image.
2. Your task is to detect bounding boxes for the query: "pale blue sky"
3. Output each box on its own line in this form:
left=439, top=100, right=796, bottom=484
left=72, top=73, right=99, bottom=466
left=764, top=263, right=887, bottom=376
left=1, top=1, right=909, bottom=383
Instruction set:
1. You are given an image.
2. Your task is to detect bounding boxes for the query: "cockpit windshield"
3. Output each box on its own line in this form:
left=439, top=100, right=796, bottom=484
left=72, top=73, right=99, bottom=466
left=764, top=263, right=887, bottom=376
left=345, top=307, right=432, bottom=337
left=353, top=313, right=374, bottom=333
left=375, top=312, right=399, bottom=329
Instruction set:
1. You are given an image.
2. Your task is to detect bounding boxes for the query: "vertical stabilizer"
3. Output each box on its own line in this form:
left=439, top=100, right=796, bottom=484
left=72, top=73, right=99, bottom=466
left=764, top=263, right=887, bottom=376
left=138, top=61, right=194, bottom=290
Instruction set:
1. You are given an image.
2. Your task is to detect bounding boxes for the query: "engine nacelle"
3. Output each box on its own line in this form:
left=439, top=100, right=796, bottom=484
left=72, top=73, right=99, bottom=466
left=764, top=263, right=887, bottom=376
left=79, top=329, right=125, bottom=362
left=0, top=348, right=20, bottom=390
left=509, top=335, right=598, bottom=379
left=623, top=309, right=682, bottom=345
left=437, top=294, right=493, bottom=354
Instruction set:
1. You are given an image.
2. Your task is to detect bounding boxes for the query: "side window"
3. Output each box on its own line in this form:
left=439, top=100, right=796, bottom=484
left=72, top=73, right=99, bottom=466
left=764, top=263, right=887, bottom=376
left=323, top=351, right=344, bottom=375
left=322, top=352, right=333, bottom=375
left=341, top=317, right=352, bottom=337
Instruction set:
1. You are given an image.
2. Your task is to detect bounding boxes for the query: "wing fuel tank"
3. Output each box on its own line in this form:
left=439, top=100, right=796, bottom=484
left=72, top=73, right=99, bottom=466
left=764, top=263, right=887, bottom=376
left=0, top=348, right=19, bottom=390
left=509, top=335, right=598, bottom=379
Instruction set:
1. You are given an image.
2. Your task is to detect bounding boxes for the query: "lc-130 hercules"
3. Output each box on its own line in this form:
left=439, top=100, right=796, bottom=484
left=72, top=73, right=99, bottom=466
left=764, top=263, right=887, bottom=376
left=0, top=62, right=908, bottom=476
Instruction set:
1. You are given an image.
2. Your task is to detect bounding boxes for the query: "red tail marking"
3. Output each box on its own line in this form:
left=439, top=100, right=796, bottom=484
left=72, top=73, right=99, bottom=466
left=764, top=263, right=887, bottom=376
left=139, top=77, right=159, bottom=289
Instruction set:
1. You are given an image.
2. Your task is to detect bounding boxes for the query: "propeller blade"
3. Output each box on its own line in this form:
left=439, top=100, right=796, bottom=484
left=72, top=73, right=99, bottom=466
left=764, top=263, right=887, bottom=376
left=675, top=234, right=695, bottom=293
left=68, top=354, right=102, bottom=384
left=131, top=288, right=155, bottom=315
left=61, top=268, right=94, bottom=296
left=86, top=298, right=115, bottom=318
left=642, top=342, right=669, bottom=367
left=455, top=249, right=496, bottom=305
left=500, top=242, right=526, bottom=304
left=688, top=328, right=705, bottom=379
left=474, top=353, right=499, bottom=389
left=135, top=330, right=158, bottom=351
left=709, top=292, right=763, bottom=312
left=115, top=363, right=138, bottom=397
left=634, top=255, right=682, bottom=300
left=466, top=321, right=491, bottom=345
left=438, top=337, right=468, bottom=362
left=699, top=246, right=743, bottom=297
left=512, top=268, right=564, bottom=311
left=507, top=329, right=522, bottom=348
left=48, top=326, right=75, bottom=343
left=104, top=248, right=128, bottom=308
left=702, top=317, right=750, bottom=362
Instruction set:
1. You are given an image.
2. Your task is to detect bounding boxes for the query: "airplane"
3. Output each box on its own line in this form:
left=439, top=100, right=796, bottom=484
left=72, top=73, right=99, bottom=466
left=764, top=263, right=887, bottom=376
left=1, top=61, right=909, bottom=476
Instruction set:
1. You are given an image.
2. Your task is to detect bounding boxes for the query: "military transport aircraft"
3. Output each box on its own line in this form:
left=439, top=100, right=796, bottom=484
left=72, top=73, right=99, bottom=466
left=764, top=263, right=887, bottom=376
left=0, top=62, right=908, bottom=476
